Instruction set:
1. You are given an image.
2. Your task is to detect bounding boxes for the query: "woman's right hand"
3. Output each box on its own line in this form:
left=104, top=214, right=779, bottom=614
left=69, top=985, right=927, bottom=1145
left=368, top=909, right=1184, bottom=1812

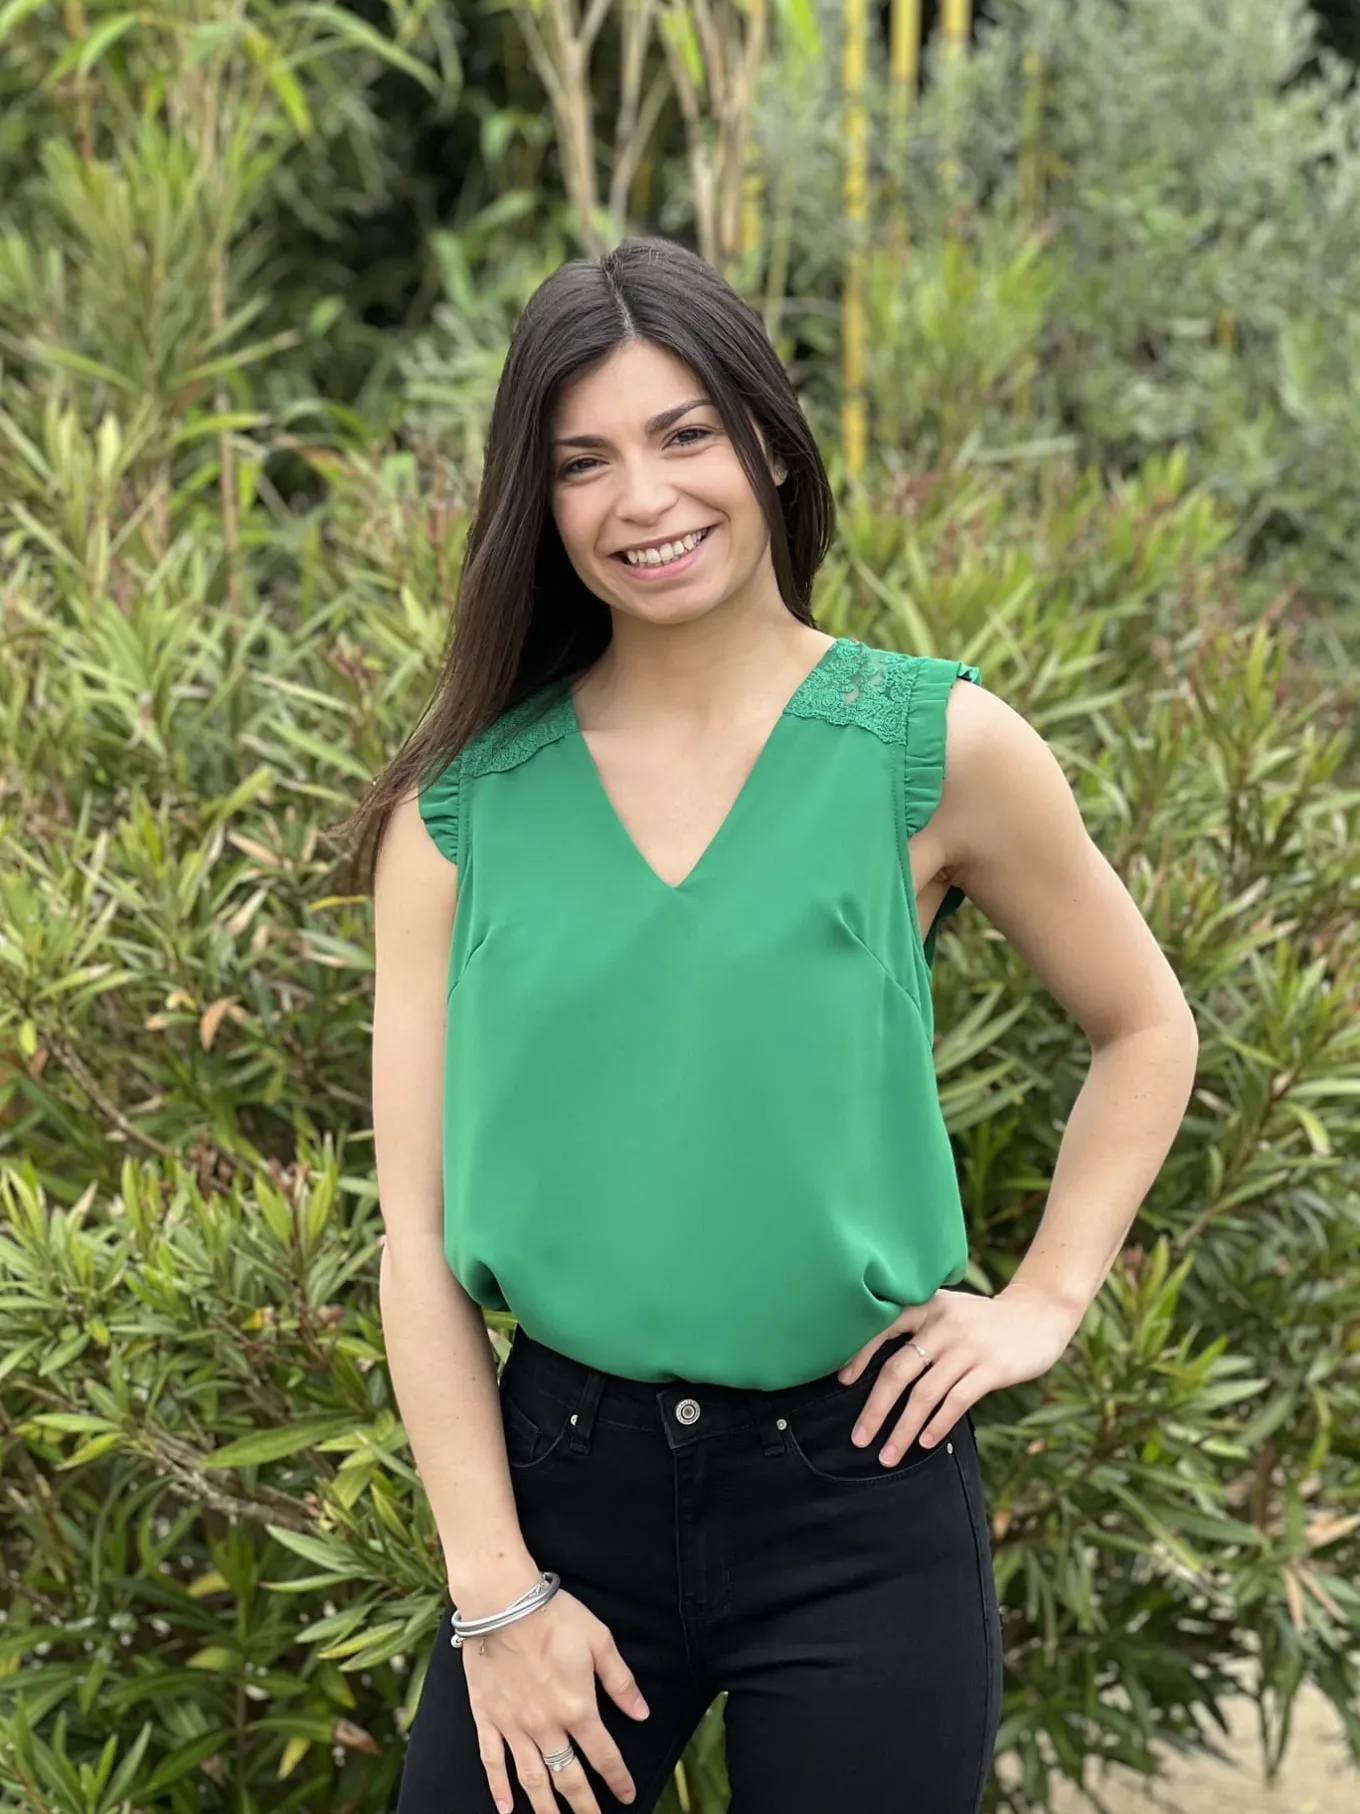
left=463, top=1586, right=651, bottom=1814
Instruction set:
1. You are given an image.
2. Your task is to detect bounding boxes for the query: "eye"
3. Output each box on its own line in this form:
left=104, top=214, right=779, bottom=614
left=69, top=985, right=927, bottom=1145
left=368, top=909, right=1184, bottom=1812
left=558, top=425, right=713, bottom=480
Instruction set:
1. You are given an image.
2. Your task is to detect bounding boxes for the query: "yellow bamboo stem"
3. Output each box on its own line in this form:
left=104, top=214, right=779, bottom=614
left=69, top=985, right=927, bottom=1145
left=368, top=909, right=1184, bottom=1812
left=941, top=0, right=971, bottom=58
left=937, top=0, right=971, bottom=211
left=842, top=0, right=869, bottom=482
left=887, top=0, right=921, bottom=280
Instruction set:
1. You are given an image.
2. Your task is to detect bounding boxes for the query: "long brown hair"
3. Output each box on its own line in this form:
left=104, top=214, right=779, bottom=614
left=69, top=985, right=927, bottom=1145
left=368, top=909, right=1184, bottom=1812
left=340, top=234, right=837, bottom=889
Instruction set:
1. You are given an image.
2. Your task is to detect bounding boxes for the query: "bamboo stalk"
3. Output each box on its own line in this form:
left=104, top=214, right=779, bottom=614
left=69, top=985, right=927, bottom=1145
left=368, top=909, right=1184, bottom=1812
left=937, top=0, right=971, bottom=212
left=841, top=0, right=869, bottom=482
left=511, top=0, right=612, bottom=255
left=606, top=0, right=670, bottom=231
left=657, top=0, right=767, bottom=277
left=941, top=0, right=971, bottom=65
left=887, top=0, right=922, bottom=280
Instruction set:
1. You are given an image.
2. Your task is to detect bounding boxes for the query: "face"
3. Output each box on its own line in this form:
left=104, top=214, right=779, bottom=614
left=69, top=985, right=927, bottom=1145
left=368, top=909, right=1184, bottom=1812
left=547, top=340, right=786, bottom=630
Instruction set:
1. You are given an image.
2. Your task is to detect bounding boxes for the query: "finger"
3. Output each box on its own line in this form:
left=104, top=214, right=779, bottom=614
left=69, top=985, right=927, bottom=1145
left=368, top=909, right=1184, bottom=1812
left=917, top=1376, right=983, bottom=1449
left=878, top=1364, right=974, bottom=1462
left=593, top=1633, right=651, bottom=1722
left=572, top=1713, right=640, bottom=1807
left=850, top=1347, right=933, bottom=1447
left=838, top=1311, right=931, bottom=1385
left=509, top=1733, right=578, bottom=1814
left=837, top=1340, right=875, bottom=1384
left=475, top=1722, right=516, bottom=1814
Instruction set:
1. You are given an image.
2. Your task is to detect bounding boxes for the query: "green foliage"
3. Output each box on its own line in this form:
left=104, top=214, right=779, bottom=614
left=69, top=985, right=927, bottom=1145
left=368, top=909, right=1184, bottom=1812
left=1, top=1, right=1359, bottom=1810
left=897, top=0, right=1360, bottom=632
left=0, top=1147, right=448, bottom=1809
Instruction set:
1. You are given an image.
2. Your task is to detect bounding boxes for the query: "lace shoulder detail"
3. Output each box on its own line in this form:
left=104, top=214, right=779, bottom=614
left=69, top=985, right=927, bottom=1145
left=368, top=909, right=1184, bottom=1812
left=784, top=638, right=919, bottom=744
left=785, top=633, right=982, bottom=875
left=461, top=683, right=574, bottom=781
left=417, top=681, right=573, bottom=866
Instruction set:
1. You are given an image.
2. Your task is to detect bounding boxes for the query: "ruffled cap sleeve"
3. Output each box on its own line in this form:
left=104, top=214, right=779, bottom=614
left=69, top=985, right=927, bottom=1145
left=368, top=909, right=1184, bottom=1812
left=417, top=749, right=461, bottom=867
left=904, top=657, right=982, bottom=965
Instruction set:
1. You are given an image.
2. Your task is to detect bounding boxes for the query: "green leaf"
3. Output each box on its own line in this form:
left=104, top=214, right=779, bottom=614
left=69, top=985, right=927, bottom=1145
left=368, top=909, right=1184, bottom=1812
left=42, top=12, right=140, bottom=84
left=292, top=4, right=441, bottom=95
left=204, top=1414, right=358, bottom=1468
left=138, top=1731, right=236, bottom=1797
left=0, top=0, right=50, bottom=43
left=266, top=1527, right=372, bottom=1574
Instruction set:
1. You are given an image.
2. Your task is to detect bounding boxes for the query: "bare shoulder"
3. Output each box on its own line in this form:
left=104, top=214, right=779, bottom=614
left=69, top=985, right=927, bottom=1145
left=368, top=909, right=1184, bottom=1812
left=933, top=678, right=1195, bottom=1043
left=375, top=790, right=459, bottom=939
left=933, top=678, right=1080, bottom=882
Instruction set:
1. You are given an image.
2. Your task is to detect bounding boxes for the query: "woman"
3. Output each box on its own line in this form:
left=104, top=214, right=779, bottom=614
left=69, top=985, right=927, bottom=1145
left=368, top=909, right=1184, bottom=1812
left=362, top=236, right=1199, bottom=1814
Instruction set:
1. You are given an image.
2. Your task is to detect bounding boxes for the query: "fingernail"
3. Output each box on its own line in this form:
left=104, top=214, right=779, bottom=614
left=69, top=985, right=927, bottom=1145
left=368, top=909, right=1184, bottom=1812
left=635, top=1697, right=650, bottom=1716
left=851, top=1425, right=867, bottom=1445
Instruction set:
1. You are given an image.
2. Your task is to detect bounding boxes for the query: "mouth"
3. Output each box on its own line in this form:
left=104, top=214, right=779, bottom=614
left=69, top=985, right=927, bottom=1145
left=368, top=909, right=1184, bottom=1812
left=608, top=524, right=716, bottom=578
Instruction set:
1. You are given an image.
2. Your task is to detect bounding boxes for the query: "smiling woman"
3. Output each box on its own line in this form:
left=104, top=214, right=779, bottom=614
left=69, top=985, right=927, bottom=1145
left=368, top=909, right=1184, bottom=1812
left=549, top=346, right=790, bottom=618
left=359, top=234, right=1197, bottom=1814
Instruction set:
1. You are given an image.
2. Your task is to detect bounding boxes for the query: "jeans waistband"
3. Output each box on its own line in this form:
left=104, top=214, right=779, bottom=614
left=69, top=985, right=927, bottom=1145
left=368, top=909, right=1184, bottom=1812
left=505, top=1323, right=923, bottom=1438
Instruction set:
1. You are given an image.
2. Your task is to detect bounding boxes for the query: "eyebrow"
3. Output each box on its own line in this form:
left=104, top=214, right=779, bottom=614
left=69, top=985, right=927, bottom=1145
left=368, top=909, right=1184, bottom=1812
left=551, top=396, right=712, bottom=451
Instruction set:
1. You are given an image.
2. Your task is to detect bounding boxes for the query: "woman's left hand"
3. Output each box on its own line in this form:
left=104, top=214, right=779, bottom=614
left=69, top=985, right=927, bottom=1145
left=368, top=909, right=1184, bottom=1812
left=836, top=1283, right=1083, bottom=1462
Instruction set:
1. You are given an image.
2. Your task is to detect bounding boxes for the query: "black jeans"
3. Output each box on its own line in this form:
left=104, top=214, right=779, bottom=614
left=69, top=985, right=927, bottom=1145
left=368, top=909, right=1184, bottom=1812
left=395, top=1324, right=1003, bottom=1813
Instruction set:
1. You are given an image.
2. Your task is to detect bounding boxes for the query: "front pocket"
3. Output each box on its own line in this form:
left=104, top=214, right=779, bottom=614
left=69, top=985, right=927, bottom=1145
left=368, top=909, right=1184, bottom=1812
left=784, top=1387, right=946, bottom=1485
left=500, top=1386, right=572, bottom=1471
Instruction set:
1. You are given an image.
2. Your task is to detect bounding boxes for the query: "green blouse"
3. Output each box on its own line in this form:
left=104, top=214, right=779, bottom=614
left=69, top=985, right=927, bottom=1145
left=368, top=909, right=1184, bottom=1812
left=418, top=635, right=982, bottom=1390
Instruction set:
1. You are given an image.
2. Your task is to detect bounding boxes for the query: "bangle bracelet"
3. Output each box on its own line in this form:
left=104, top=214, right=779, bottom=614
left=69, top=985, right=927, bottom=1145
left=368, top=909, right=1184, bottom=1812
left=451, top=1570, right=561, bottom=1651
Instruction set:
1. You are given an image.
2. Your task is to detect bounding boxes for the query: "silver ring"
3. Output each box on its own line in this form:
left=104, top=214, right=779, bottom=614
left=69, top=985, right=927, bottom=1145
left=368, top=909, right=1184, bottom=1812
left=541, top=1743, right=576, bottom=1773
left=909, top=1339, right=932, bottom=1365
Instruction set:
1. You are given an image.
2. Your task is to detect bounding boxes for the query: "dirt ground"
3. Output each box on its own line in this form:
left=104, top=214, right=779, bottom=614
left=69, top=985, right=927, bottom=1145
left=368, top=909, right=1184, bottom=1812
left=1014, top=1680, right=1358, bottom=1813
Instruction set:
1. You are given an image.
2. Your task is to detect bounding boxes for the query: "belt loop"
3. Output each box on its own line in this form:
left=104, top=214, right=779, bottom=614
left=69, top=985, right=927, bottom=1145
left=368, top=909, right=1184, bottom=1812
left=568, top=1368, right=607, bottom=1454
left=745, top=1390, right=788, bottom=1457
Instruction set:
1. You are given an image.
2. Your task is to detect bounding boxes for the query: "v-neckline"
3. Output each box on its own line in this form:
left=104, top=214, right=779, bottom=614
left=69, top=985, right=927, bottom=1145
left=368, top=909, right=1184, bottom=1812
left=565, top=636, right=846, bottom=895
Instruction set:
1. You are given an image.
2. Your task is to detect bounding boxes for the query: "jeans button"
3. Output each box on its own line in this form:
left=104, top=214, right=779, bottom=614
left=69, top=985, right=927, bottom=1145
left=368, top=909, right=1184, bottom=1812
left=675, top=1397, right=701, bottom=1425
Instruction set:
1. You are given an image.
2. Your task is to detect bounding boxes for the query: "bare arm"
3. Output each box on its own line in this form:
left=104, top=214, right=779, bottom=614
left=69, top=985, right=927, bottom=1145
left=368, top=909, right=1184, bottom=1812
left=372, top=791, right=539, bottom=1619
left=840, top=679, right=1200, bottom=1455
left=938, top=679, right=1200, bottom=1322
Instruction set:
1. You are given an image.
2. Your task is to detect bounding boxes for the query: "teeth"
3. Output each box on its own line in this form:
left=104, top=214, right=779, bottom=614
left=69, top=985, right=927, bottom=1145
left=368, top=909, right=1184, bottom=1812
left=623, top=527, right=709, bottom=567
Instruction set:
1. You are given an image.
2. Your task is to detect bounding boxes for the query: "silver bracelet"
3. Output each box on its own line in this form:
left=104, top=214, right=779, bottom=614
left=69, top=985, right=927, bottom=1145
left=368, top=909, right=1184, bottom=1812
left=451, top=1570, right=561, bottom=1651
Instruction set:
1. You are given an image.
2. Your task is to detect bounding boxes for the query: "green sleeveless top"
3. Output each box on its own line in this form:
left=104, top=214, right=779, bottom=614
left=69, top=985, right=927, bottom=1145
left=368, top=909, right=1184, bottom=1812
left=418, top=635, right=981, bottom=1390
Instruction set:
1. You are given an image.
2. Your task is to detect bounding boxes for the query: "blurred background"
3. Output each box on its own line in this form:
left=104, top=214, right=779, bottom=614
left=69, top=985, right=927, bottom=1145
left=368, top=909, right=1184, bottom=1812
left=1, top=2, right=1358, bottom=1810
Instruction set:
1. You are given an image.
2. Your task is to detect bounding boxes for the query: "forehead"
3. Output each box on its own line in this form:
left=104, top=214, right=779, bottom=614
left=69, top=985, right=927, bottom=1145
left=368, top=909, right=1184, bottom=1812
left=551, top=341, right=704, bottom=431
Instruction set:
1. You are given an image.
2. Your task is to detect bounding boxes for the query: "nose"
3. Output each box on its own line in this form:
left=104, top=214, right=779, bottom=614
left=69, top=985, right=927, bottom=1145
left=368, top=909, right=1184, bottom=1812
left=612, top=453, right=683, bottom=524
